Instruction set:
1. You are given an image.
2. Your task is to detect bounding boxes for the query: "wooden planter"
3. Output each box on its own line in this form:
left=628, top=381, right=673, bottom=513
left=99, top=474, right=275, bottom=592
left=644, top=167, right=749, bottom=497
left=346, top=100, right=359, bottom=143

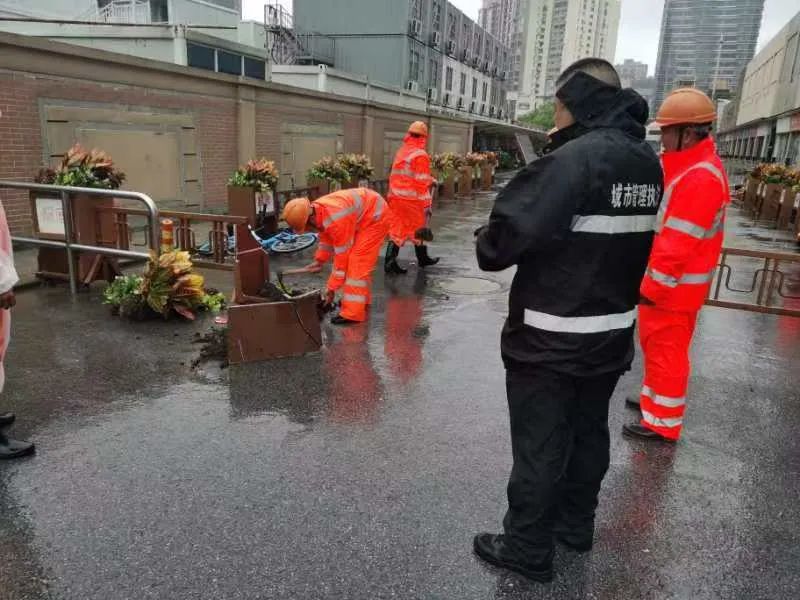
left=457, top=167, right=473, bottom=196
left=441, top=175, right=456, bottom=199
left=759, top=183, right=783, bottom=221
left=743, top=176, right=759, bottom=211
left=228, top=185, right=278, bottom=234
left=32, top=191, right=120, bottom=284
left=776, top=187, right=798, bottom=230
left=480, top=166, right=493, bottom=191
left=227, top=222, right=321, bottom=364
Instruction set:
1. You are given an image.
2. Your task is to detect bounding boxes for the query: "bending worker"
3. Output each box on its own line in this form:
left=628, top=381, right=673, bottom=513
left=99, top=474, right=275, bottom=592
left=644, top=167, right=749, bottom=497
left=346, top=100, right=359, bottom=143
left=623, top=88, right=729, bottom=443
left=283, top=188, right=391, bottom=325
left=384, top=121, right=439, bottom=274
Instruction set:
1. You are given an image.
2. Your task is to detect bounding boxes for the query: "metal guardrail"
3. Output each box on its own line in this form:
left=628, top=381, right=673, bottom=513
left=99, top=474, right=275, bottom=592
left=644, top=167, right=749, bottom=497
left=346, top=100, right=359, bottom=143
left=1, top=181, right=159, bottom=295
left=707, top=247, right=800, bottom=318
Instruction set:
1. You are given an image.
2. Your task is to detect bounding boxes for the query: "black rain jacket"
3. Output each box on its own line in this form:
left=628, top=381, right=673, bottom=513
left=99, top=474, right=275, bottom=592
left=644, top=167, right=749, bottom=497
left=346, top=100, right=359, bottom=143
left=476, top=72, right=663, bottom=376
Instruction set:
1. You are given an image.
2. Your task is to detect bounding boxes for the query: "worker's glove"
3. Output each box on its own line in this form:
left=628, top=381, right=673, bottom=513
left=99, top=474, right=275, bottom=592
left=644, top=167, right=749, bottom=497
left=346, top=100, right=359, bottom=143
left=415, top=227, right=434, bottom=242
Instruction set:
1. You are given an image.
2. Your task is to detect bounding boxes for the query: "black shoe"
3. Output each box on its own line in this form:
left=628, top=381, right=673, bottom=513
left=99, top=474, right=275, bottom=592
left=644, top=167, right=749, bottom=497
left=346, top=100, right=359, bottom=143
left=384, top=242, right=407, bottom=275
left=555, top=533, right=593, bottom=553
left=414, top=244, right=440, bottom=268
left=414, top=227, right=434, bottom=242
left=622, top=422, right=676, bottom=443
left=473, top=533, right=553, bottom=583
left=625, top=395, right=641, bottom=410
left=331, top=315, right=358, bottom=326
left=0, top=412, right=15, bottom=427
left=0, top=432, right=35, bottom=459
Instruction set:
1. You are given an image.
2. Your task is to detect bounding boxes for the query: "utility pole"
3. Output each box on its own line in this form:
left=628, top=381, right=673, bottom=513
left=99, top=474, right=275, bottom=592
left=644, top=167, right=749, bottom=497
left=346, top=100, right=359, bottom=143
left=711, top=33, right=723, bottom=101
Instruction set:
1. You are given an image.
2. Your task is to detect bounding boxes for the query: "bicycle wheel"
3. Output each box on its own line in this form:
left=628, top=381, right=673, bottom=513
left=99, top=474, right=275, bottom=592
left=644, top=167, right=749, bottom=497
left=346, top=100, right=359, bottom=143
left=270, top=233, right=318, bottom=254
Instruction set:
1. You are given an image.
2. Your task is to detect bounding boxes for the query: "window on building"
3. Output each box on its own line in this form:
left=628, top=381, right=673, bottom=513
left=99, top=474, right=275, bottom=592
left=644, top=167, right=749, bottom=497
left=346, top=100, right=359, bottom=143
left=244, top=56, right=266, bottom=80
left=409, top=50, right=421, bottom=82
left=218, top=50, right=242, bottom=76
left=411, top=0, right=422, bottom=20
left=446, top=66, right=454, bottom=91
left=150, top=0, right=168, bottom=22
left=187, top=43, right=215, bottom=71
left=472, top=77, right=478, bottom=98
left=460, top=73, right=467, bottom=94
left=429, top=59, right=439, bottom=87
left=432, top=1, right=442, bottom=30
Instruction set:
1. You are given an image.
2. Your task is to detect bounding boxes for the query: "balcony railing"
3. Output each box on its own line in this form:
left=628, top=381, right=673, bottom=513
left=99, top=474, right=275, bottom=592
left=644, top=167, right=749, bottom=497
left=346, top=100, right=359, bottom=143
left=86, top=1, right=154, bottom=24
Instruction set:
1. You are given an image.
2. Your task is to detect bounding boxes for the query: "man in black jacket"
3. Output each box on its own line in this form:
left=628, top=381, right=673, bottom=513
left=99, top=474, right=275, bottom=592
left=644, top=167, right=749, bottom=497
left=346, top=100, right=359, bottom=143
left=473, top=59, right=662, bottom=582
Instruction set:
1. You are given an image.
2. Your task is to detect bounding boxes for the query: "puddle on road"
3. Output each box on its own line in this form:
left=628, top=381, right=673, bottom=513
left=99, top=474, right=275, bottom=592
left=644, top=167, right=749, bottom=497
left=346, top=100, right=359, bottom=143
left=436, top=276, right=502, bottom=295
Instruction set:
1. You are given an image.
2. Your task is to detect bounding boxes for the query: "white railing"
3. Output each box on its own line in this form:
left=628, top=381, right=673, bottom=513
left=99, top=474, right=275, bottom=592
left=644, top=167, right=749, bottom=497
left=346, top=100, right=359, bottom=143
left=87, top=0, right=152, bottom=24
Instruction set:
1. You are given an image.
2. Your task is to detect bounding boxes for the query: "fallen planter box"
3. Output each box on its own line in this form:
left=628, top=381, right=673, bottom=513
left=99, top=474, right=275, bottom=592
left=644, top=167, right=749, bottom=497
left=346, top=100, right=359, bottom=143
left=227, top=290, right=322, bottom=364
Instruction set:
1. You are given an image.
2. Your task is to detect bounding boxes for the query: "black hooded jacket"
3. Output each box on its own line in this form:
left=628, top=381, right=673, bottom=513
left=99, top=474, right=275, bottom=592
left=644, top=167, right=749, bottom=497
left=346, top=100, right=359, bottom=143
left=476, top=72, right=663, bottom=376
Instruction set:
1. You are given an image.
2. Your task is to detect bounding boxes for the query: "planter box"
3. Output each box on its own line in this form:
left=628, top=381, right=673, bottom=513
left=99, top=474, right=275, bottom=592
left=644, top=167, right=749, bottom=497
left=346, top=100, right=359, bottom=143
left=776, top=187, right=798, bottom=230
left=759, top=183, right=783, bottom=221
left=480, top=166, right=493, bottom=191
left=441, top=175, right=456, bottom=198
left=227, top=291, right=322, bottom=364
left=228, top=185, right=277, bottom=234
left=457, top=167, right=473, bottom=196
left=743, top=176, right=759, bottom=211
left=32, top=191, right=119, bottom=284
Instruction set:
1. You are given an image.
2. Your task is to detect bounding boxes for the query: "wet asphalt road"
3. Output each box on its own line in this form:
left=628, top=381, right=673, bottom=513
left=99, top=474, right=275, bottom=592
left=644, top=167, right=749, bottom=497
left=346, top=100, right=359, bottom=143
left=1, top=186, right=799, bottom=600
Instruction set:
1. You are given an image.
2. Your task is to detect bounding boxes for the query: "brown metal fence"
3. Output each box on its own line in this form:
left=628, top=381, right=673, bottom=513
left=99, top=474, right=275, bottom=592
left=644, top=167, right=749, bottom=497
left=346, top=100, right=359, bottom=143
left=707, top=247, right=800, bottom=317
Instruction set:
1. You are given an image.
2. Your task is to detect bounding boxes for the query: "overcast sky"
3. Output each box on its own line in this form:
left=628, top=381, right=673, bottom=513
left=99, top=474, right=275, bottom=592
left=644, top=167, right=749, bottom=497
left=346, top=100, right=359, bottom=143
left=243, top=0, right=799, bottom=76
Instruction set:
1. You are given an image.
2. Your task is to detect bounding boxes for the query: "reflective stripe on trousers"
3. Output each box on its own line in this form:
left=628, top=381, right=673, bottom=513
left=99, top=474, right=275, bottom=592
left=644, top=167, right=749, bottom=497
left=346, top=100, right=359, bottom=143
left=646, top=268, right=716, bottom=288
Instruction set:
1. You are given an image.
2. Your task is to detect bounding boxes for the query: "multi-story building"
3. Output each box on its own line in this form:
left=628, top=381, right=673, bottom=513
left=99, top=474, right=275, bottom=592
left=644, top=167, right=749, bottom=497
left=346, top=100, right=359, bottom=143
left=616, top=59, right=648, bottom=84
left=486, top=0, right=620, bottom=118
left=716, top=10, right=800, bottom=169
left=653, top=0, right=765, bottom=113
left=293, top=0, right=512, bottom=120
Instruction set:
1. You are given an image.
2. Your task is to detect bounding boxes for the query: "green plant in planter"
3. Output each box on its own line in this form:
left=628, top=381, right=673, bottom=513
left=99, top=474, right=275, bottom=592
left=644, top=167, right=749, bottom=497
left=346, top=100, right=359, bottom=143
left=228, top=158, right=279, bottom=192
left=35, top=144, right=126, bottom=189
left=338, top=153, right=374, bottom=182
left=308, top=156, right=350, bottom=187
left=140, top=250, right=206, bottom=320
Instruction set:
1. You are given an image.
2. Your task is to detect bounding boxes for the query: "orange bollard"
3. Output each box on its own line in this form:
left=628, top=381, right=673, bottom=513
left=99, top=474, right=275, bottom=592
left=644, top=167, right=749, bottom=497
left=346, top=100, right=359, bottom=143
left=160, top=218, right=174, bottom=253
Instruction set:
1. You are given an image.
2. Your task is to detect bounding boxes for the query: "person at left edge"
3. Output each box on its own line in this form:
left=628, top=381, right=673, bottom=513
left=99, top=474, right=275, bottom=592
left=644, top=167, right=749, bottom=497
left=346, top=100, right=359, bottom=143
left=473, top=58, right=662, bottom=582
left=283, top=188, right=392, bottom=325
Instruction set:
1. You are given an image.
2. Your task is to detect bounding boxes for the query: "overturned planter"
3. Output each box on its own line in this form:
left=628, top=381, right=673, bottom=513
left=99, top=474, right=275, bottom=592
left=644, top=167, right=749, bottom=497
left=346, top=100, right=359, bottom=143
left=226, top=223, right=322, bottom=365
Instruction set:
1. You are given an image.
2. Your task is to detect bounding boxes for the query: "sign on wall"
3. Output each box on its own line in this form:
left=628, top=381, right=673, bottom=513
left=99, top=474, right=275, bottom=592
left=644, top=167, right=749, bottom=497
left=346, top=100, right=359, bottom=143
left=32, top=196, right=65, bottom=239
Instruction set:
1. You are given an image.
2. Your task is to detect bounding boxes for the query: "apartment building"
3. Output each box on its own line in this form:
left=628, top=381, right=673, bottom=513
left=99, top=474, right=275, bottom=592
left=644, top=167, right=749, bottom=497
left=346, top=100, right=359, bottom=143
left=616, top=59, right=648, bottom=83
left=653, top=0, right=765, bottom=112
left=480, top=0, right=620, bottom=118
left=293, top=0, right=512, bottom=120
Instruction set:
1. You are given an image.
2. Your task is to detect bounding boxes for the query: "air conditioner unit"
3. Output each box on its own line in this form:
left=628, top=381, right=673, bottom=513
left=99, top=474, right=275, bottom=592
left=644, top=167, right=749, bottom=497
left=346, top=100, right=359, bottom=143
left=446, top=40, right=456, bottom=56
left=431, top=31, right=442, bottom=47
left=427, top=87, right=438, bottom=102
left=406, top=80, right=420, bottom=93
left=409, top=19, right=422, bottom=38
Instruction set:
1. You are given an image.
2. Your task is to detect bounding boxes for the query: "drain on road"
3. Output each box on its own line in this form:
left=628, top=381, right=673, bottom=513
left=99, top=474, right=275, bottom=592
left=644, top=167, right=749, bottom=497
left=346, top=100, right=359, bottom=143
left=436, top=276, right=502, bottom=295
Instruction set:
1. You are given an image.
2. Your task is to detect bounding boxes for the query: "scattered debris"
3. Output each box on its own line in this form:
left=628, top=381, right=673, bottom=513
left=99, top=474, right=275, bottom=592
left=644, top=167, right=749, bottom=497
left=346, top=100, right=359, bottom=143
left=192, top=327, right=228, bottom=369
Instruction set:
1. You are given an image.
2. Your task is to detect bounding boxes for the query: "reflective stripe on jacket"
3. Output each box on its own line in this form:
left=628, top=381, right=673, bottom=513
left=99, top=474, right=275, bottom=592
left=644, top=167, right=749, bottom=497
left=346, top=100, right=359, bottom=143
left=313, top=188, right=389, bottom=291
left=388, top=136, right=435, bottom=207
left=640, top=137, right=729, bottom=312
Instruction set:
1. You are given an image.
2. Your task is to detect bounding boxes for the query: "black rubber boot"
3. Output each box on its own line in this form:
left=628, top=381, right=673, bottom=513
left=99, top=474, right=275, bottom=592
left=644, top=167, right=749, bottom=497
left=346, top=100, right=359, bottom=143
left=414, top=244, right=440, bottom=268
left=384, top=242, right=407, bottom=275
left=0, top=431, right=35, bottom=460
left=473, top=533, right=553, bottom=583
left=0, top=412, right=14, bottom=427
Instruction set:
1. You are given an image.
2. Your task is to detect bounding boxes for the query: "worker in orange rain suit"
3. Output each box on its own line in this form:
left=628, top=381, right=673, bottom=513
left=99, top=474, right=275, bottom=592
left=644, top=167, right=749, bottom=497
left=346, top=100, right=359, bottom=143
left=282, top=188, right=391, bottom=325
left=623, top=88, right=730, bottom=443
left=384, top=120, right=440, bottom=275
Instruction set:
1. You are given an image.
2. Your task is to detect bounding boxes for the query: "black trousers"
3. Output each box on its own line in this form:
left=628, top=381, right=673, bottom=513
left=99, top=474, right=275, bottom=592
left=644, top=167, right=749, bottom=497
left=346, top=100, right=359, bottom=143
left=502, top=366, right=622, bottom=563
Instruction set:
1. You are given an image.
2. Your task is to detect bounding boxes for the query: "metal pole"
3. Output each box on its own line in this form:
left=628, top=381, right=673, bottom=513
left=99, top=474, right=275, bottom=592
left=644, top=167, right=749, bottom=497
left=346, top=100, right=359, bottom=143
left=60, top=189, right=78, bottom=296
left=711, top=34, right=723, bottom=102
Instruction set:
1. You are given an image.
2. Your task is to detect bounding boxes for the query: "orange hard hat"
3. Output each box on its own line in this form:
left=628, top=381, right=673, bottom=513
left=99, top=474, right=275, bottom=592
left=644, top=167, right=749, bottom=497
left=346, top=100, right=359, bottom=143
left=408, top=121, right=429, bottom=136
left=655, top=88, right=717, bottom=128
left=282, top=197, right=312, bottom=233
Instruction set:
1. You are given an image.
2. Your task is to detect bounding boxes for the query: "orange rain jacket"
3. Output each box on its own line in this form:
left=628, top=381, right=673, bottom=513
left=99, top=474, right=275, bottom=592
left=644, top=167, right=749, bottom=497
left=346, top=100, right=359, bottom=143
left=640, top=137, right=729, bottom=312
left=387, top=134, right=436, bottom=246
left=313, top=188, right=391, bottom=321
